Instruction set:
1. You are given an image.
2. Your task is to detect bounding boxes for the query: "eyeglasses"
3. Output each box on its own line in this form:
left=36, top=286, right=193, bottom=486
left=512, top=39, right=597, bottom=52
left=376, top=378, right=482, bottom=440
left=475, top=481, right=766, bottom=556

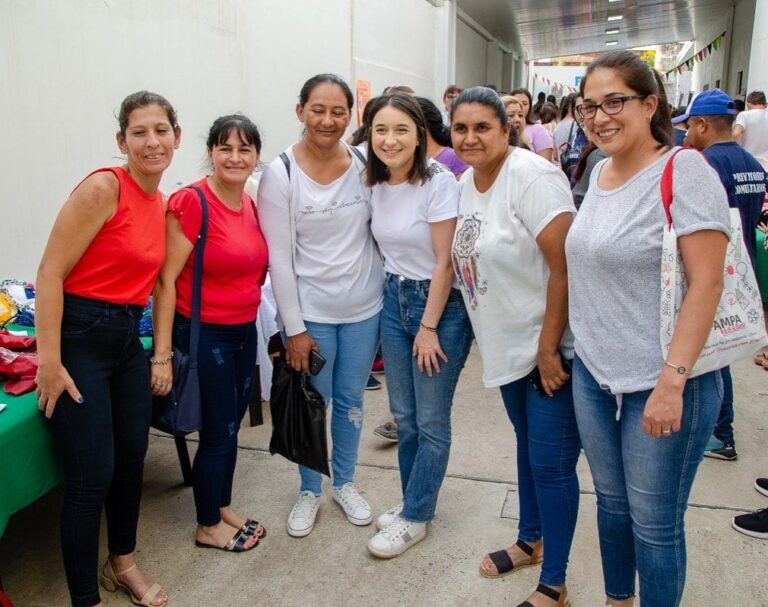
left=575, top=95, right=648, bottom=120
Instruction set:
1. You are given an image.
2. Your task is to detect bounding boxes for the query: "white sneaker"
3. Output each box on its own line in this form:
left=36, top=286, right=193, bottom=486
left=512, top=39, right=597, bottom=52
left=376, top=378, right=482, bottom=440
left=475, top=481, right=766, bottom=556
left=332, top=483, right=373, bottom=526
left=375, top=503, right=403, bottom=530
left=287, top=491, right=321, bottom=537
left=367, top=518, right=427, bottom=558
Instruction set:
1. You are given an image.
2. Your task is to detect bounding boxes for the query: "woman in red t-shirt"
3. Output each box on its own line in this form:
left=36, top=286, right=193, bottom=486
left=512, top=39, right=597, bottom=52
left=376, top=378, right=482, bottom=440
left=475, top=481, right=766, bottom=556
left=35, top=91, right=180, bottom=607
left=153, top=115, right=269, bottom=553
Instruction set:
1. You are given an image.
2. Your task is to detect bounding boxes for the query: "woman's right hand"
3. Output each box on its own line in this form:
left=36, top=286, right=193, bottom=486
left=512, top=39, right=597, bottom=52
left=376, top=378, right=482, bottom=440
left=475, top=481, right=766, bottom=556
left=150, top=359, right=174, bottom=396
left=286, top=332, right=318, bottom=373
left=35, top=363, right=83, bottom=419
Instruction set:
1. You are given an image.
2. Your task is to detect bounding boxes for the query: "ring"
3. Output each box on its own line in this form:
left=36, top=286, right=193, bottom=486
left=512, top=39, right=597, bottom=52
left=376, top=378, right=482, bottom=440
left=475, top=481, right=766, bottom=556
left=662, top=428, right=672, bottom=435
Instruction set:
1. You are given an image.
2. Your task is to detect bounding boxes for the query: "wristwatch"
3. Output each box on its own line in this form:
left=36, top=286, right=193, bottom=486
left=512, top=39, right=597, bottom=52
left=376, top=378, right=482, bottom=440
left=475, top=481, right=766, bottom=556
left=664, top=361, right=689, bottom=375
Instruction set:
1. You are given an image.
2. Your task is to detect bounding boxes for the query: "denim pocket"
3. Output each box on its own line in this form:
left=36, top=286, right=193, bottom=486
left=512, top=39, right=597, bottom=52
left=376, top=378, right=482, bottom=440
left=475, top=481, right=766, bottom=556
left=61, top=308, right=107, bottom=337
left=417, top=283, right=464, bottom=308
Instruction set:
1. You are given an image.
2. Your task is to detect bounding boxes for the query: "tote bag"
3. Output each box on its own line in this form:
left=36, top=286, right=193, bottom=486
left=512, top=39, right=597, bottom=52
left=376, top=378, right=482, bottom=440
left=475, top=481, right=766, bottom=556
left=660, top=149, right=768, bottom=376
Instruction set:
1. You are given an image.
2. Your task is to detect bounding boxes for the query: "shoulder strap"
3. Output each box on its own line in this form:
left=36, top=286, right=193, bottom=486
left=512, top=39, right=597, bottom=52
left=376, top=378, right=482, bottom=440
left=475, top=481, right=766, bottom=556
left=660, top=147, right=688, bottom=227
left=279, top=152, right=291, bottom=179
left=349, top=145, right=366, bottom=165
left=188, top=186, right=208, bottom=366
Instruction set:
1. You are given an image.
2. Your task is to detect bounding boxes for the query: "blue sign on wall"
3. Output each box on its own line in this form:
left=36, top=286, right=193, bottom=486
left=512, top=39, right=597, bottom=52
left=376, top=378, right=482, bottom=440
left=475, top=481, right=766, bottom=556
left=574, top=76, right=582, bottom=87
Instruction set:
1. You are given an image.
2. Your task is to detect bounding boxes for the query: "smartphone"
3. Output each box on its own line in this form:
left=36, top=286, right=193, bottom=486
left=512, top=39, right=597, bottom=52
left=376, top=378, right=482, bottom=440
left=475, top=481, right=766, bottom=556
left=309, top=350, right=327, bottom=376
left=530, top=353, right=572, bottom=395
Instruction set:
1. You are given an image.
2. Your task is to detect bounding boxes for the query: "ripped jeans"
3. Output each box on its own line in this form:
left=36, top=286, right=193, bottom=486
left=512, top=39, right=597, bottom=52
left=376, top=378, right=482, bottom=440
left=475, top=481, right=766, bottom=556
left=173, top=314, right=257, bottom=526
left=300, top=313, right=381, bottom=495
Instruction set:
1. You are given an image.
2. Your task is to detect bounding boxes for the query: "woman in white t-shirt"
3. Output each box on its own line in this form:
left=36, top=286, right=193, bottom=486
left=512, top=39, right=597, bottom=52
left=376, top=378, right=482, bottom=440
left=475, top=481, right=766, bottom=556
left=362, top=93, right=472, bottom=559
left=258, top=74, right=384, bottom=539
left=451, top=87, right=579, bottom=607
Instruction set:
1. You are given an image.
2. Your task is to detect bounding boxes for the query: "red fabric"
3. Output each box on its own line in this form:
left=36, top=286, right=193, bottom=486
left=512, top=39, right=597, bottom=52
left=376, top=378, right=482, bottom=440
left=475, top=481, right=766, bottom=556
left=0, top=590, right=15, bottom=607
left=63, top=167, right=165, bottom=306
left=0, top=330, right=35, bottom=350
left=0, top=347, right=37, bottom=395
left=168, top=179, right=269, bottom=324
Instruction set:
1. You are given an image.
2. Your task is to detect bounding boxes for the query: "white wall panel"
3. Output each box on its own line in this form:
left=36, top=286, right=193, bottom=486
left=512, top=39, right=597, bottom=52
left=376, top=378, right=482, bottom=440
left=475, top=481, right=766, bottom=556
left=1, top=0, right=456, bottom=280
left=747, top=0, right=768, bottom=92
left=455, top=17, right=487, bottom=88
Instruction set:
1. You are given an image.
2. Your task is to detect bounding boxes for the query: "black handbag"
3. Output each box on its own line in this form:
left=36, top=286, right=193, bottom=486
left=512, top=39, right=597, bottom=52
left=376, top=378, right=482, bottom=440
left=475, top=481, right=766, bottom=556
left=268, top=357, right=330, bottom=476
left=150, top=186, right=208, bottom=436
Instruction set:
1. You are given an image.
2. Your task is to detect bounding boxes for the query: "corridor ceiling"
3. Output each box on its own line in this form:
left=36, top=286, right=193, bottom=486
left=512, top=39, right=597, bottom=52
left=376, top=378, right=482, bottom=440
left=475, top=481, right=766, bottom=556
left=456, top=0, right=735, bottom=60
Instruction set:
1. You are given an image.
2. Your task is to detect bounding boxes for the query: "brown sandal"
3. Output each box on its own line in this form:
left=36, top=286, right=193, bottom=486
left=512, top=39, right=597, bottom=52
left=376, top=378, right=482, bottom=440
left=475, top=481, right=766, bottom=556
left=754, top=352, right=768, bottom=367
left=101, top=559, right=167, bottom=607
left=479, top=539, right=543, bottom=579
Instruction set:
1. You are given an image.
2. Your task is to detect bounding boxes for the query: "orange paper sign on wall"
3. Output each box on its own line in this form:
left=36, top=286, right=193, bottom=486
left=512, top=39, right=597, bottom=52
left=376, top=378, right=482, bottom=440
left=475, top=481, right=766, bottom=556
left=356, top=79, right=372, bottom=127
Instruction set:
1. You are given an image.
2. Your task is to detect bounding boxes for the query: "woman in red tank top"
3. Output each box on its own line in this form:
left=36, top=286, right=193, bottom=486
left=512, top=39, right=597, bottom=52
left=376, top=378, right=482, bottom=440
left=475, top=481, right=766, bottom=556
left=35, top=91, right=180, bottom=607
left=152, top=115, right=268, bottom=553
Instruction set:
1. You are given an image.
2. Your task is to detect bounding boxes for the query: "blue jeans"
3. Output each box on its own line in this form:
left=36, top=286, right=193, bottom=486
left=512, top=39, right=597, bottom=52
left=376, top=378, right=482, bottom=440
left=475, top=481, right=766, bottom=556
left=713, top=366, right=734, bottom=445
left=572, top=355, right=722, bottom=606
left=49, top=294, right=151, bottom=607
left=380, top=274, right=473, bottom=522
left=173, top=315, right=257, bottom=526
left=300, top=313, right=381, bottom=494
left=499, top=368, right=581, bottom=587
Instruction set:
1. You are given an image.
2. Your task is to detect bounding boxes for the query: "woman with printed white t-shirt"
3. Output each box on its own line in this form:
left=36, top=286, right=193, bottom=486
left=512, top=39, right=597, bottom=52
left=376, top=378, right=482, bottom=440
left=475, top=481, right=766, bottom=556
left=363, top=93, right=472, bottom=559
left=258, top=74, right=384, bottom=538
left=451, top=87, right=579, bottom=607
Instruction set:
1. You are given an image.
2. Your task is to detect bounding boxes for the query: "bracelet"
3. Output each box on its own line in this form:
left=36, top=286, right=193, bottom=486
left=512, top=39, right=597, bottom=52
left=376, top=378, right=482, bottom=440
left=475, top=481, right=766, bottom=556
left=150, top=352, right=174, bottom=365
left=420, top=322, right=438, bottom=333
left=663, top=360, right=689, bottom=376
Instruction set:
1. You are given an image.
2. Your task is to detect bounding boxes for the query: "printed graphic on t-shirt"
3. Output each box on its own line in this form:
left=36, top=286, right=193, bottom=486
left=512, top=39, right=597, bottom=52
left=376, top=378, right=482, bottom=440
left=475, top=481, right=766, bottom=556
left=452, top=213, right=486, bottom=309
left=298, top=194, right=368, bottom=217
left=427, top=160, right=450, bottom=176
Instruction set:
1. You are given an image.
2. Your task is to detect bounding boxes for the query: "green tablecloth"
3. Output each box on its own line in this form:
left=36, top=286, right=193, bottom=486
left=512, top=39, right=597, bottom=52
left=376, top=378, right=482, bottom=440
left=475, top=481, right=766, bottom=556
left=0, top=325, right=152, bottom=537
left=0, top=325, right=61, bottom=538
left=756, top=230, right=768, bottom=303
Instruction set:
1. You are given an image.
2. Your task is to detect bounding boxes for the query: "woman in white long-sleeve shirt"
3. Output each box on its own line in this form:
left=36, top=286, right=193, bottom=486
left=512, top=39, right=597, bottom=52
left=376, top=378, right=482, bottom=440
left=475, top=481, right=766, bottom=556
left=258, top=74, right=384, bottom=538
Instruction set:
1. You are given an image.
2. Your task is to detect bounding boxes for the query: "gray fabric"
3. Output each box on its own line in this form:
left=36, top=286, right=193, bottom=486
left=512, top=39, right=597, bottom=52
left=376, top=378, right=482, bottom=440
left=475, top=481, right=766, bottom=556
left=565, top=148, right=731, bottom=394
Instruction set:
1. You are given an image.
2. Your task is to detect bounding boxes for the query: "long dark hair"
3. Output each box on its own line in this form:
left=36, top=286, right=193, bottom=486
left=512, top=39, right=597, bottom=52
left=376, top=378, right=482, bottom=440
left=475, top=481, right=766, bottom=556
left=580, top=50, right=673, bottom=149
left=365, top=93, right=429, bottom=186
left=573, top=141, right=598, bottom=182
left=415, top=96, right=452, bottom=147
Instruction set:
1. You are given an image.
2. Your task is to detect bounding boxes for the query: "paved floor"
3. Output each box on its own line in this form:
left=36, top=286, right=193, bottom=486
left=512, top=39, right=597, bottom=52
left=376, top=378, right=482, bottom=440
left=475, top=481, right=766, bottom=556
left=2, top=347, right=767, bottom=606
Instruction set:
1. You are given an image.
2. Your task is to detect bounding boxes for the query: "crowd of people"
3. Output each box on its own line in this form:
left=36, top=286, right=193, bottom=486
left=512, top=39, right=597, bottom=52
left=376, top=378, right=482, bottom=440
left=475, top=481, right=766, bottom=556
left=32, top=49, right=768, bottom=607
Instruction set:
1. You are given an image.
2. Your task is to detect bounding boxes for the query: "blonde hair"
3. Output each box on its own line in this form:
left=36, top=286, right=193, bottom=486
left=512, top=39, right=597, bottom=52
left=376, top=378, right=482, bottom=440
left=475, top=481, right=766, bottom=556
left=501, top=96, right=531, bottom=148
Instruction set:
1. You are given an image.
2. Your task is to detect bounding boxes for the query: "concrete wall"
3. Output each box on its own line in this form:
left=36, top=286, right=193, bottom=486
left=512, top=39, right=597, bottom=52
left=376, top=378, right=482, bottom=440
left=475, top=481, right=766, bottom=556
left=747, top=0, right=768, bottom=92
left=0, top=0, right=452, bottom=280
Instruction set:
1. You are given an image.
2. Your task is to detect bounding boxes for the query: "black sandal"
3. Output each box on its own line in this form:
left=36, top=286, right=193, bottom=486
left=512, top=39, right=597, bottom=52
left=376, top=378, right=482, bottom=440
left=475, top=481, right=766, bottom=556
left=242, top=519, right=267, bottom=539
left=517, top=584, right=569, bottom=607
left=479, top=539, right=543, bottom=579
left=195, top=528, right=259, bottom=553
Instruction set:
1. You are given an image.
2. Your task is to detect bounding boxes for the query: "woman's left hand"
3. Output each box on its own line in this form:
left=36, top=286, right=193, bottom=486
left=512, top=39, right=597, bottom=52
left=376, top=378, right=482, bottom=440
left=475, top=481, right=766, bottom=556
left=642, top=377, right=684, bottom=437
left=413, top=328, right=448, bottom=377
left=536, top=351, right=570, bottom=397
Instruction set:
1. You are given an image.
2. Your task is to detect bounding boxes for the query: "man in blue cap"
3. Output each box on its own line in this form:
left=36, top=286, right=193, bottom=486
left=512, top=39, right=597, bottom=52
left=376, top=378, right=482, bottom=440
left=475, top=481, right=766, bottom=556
left=673, top=88, right=767, bottom=463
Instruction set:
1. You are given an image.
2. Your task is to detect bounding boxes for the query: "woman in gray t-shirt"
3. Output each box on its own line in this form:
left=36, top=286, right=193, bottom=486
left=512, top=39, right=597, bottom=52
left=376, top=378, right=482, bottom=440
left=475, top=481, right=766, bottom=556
left=566, top=51, right=730, bottom=607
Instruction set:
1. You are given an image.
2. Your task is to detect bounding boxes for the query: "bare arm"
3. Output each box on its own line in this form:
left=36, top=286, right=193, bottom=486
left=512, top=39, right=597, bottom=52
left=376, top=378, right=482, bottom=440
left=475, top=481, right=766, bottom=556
left=536, top=147, right=554, bottom=163
left=733, top=124, right=745, bottom=144
left=413, top=218, right=457, bottom=376
left=643, top=229, right=728, bottom=437
left=35, top=172, right=119, bottom=418
left=534, top=212, right=573, bottom=396
left=150, top=214, right=194, bottom=395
